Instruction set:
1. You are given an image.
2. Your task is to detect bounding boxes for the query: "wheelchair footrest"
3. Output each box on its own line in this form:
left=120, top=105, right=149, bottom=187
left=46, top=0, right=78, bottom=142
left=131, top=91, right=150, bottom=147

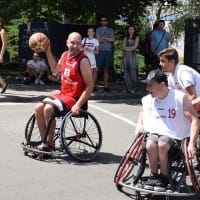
left=117, top=180, right=197, bottom=197
left=22, top=143, right=67, bottom=158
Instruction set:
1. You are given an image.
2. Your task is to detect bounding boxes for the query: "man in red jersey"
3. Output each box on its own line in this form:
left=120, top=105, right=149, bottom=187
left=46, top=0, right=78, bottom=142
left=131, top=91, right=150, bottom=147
left=35, top=32, right=94, bottom=150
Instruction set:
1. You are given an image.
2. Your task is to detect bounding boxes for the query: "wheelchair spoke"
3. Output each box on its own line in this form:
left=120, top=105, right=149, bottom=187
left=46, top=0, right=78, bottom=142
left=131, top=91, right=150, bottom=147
left=61, top=111, right=102, bottom=162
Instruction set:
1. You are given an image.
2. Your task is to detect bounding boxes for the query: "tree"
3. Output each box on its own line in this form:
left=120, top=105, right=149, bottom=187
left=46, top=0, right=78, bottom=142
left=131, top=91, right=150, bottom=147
left=0, top=0, right=178, bottom=62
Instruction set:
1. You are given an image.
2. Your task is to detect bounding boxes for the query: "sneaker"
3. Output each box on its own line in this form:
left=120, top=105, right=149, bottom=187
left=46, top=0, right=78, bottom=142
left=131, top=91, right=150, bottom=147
left=104, top=87, right=111, bottom=92
left=144, top=175, right=158, bottom=190
left=93, top=86, right=98, bottom=92
left=130, top=90, right=135, bottom=94
left=154, top=174, right=172, bottom=192
left=1, top=83, right=9, bottom=94
left=37, top=143, right=54, bottom=152
left=34, top=79, right=39, bottom=85
left=39, top=80, right=45, bottom=85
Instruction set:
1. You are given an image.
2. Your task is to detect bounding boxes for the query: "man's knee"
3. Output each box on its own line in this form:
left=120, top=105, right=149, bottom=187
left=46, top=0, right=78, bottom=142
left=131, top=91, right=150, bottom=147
left=35, top=102, right=45, bottom=113
left=43, top=103, right=55, bottom=116
left=158, top=141, right=170, bottom=152
left=146, top=140, right=157, bottom=151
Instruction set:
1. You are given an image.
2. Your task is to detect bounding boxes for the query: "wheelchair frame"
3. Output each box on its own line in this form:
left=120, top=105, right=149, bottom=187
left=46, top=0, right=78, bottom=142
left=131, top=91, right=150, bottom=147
left=22, top=109, right=102, bottom=162
left=114, top=134, right=200, bottom=199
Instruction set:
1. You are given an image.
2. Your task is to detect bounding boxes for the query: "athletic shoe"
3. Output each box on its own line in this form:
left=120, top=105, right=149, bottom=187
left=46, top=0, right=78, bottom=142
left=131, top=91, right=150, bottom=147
left=154, top=174, right=172, bottom=192
left=34, top=79, right=39, bottom=85
left=1, top=83, right=9, bottom=94
left=39, top=80, right=45, bottom=85
left=144, top=174, right=158, bottom=190
left=104, top=87, right=111, bottom=92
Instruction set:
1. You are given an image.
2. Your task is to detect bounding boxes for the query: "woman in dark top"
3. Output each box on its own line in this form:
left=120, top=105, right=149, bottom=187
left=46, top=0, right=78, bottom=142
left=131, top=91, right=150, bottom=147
left=122, top=25, right=139, bottom=93
left=0, top=17, right=8, bottom=94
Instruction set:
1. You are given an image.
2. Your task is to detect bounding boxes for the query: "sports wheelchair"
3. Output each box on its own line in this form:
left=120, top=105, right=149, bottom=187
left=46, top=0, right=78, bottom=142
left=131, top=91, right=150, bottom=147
left=114, top=133, right=200, bottom=199
left=22, top=104, right=102, bottom=162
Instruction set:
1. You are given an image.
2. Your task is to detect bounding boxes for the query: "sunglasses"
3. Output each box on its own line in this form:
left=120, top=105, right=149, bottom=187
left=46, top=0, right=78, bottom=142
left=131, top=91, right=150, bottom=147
left=101, top=19, right=107, bottom=22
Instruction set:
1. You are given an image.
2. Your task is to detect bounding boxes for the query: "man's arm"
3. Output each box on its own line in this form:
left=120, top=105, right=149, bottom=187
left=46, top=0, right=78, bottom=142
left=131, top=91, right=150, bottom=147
left=135, top=108, right=145, bottom=136
left=0, top=28, right=6, bottom=63
left=186, top=85, right=197, bottom=101
left=183, top=94, right=200, bottom=157
left=45, top=40, right=60, bottom=75
left=71, top=57, right=94, bottom=115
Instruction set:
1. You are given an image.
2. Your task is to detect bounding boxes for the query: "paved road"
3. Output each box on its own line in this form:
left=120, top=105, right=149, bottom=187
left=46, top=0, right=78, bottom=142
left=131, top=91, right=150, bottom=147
left=0, top=86, right=199, bottom=200
left=0, top=99, right=140, bottom=200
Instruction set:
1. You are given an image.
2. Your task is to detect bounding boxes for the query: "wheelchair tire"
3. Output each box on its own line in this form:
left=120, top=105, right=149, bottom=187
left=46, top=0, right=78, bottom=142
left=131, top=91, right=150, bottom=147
left=25, top=113, right=41, bottom=145
left=24, top=113, right=60, bottom=146
left=60, top=110, right=102, bottom=162
left=184, top=138, right=200, bottom=194
left=114, top=134, right=144, bottom=187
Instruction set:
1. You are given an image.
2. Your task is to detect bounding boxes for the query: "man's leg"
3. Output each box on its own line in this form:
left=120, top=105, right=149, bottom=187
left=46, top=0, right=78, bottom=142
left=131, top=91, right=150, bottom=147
left=37, top=65, right=48, bottom=81
left=35, top=102, right=55, bottom=145
left=104, top=68, right=109, bottom=89
left=146, top=140, right=159, bottom=174
left=158, top=141, right=170, bottom=176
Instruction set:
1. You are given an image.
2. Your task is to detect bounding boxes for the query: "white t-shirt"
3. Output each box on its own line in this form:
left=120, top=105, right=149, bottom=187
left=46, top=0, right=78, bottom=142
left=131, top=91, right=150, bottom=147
left=142, top=89, right=191, bottom=140
left=168, top=63, right=200, bottom=97
left=27, top=60, right=46, bottom=72
left=82, top=38, right=99, bottom=68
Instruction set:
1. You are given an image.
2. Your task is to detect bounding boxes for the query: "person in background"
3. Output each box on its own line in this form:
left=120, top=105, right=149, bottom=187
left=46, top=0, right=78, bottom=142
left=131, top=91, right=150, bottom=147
left=159, top=48, right=200, bottom=112
left=48, top=72, right=61, bottom=84
left=0, top=17, right=9, bottom=94
left=144, top=21, right=159, bottom=74
left=82, top=27, right=99, bottom=91
left=122, top=25, right=139, bottom=94
left=150, top=20, right=170, bottom=69
left=96, top=17, right=115, bottom=92
left=135, top=69, right=199, bottom=192
left=26, top=52, right=48, bottom=85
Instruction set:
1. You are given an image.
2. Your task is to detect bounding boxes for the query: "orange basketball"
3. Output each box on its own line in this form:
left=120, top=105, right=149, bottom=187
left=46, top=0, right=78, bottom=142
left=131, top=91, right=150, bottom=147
left=29, top=32, right=49, bottom=52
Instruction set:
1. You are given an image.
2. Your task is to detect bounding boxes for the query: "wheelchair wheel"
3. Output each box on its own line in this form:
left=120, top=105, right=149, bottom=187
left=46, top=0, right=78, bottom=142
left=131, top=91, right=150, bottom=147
left=25, top=113, right=41, bottom=146
left=184, top=138, right=200, bottom=194
left=24, top=113, right=61, bottom=146
left=114, top=134, right=145, bottom=188
left=60, top=110, right=102, bottom=162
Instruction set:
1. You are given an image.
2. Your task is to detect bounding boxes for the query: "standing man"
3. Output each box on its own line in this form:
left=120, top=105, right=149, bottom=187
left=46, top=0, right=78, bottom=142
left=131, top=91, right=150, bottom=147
left=96, top=17, right=115, bottom=92
left=35, top=32, right=94, bottom=150
left=159, top=48, right=200, bottom=111
left=150, top=20, right=170, bottom=69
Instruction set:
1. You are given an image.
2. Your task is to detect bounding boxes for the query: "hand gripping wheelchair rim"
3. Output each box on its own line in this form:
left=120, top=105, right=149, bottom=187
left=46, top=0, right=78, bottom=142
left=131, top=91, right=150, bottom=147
left=23, top=109, right=102, bottom=162
left=114, top=134, right=200, bottom=198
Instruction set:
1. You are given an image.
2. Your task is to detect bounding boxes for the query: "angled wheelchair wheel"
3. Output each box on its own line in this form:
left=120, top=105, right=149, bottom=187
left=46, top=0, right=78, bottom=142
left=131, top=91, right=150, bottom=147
left=24, top=113, right=61, bottom=147
left=60, top=110, right=102, bottom=162
left=114, top=134, right=145, bottom=189
left=184, top=138, right=200, bottom=194
left=24, top=113, right=41, bottom=146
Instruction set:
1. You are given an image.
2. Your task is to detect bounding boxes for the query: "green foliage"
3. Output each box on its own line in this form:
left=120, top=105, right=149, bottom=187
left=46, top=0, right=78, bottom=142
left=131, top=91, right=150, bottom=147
left=0, top=0, right=178, bottom=63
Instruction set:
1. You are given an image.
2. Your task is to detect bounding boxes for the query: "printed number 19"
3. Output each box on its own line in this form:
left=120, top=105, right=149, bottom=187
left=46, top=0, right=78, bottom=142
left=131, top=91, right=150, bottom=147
left=168, top=108, right=176, bottom=118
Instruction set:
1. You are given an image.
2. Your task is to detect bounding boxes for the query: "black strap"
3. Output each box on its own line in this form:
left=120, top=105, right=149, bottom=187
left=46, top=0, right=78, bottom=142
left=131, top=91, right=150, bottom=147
left=154, top=31, right=166, bottom=52
left=83, top=38, right=87, bottom=47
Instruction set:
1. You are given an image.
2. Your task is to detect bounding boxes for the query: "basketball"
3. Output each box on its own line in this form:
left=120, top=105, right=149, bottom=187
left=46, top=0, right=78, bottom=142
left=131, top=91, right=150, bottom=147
left=29, top=32, right=49, bottom=52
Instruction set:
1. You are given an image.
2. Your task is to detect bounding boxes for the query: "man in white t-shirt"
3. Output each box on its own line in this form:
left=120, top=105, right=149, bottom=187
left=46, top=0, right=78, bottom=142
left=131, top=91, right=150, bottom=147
left=135, top=69, right=199, bottom=192
left=82, top=27, right=99, bottom=91
left=27, top=52, right=48, bottom=85
left=159, top=48, right=200, bottom=112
